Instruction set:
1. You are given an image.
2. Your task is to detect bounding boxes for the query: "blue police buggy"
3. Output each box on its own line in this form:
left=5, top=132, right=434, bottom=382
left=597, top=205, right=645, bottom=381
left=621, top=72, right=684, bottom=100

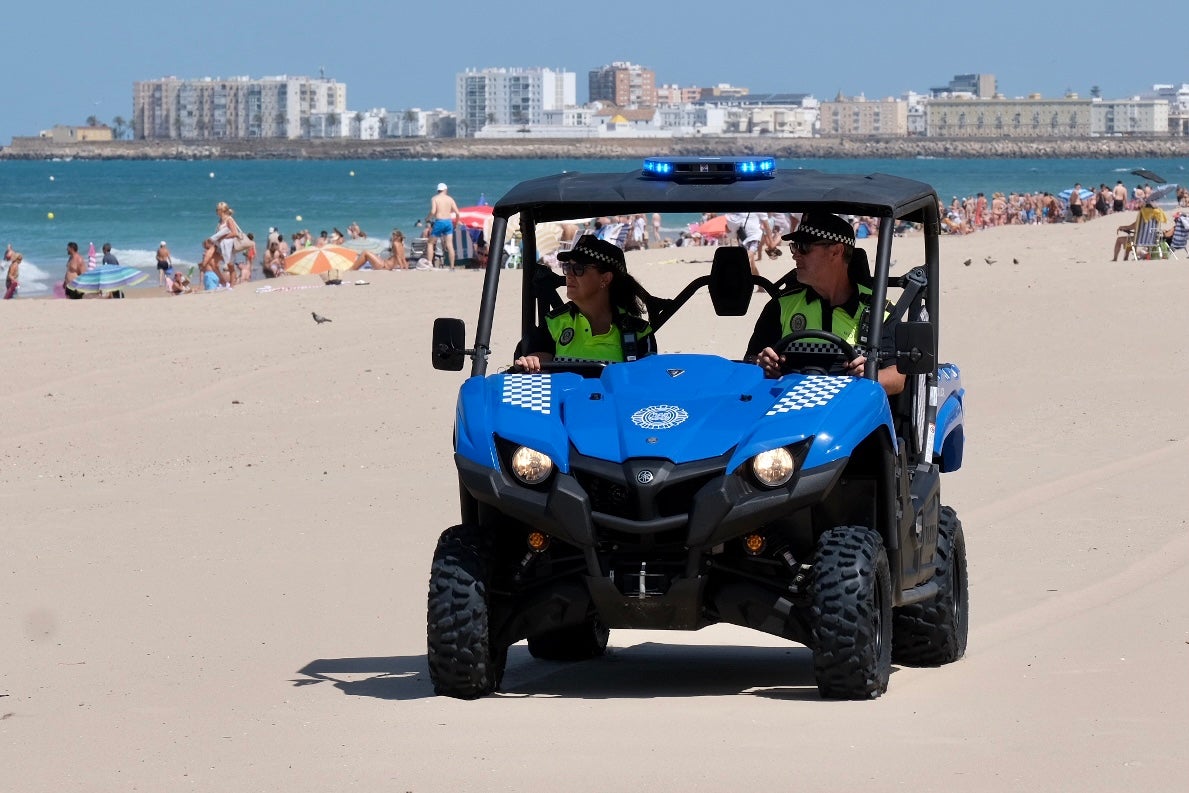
left=429, top=157, right=967, bottom=699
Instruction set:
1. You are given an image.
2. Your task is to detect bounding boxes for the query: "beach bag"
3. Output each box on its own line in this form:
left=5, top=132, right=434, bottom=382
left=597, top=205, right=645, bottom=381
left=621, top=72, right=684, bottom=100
left=233, top=231, right=252, bottom=253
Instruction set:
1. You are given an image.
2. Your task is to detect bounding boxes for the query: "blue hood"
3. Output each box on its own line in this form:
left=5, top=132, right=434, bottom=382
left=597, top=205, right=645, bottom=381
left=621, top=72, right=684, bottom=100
left=457, top=354, right=895, bottom=475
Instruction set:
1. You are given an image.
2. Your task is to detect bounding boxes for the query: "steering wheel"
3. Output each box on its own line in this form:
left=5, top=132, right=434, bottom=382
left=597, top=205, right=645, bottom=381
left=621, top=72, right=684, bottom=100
left=772, top=330, right=858, bottom=376
left=506, top=360, right=607, bottom=378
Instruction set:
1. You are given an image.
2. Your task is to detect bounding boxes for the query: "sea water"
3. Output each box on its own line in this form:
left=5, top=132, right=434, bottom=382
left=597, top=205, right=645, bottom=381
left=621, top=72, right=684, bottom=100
left=3, top=156, right=1187, bottom=296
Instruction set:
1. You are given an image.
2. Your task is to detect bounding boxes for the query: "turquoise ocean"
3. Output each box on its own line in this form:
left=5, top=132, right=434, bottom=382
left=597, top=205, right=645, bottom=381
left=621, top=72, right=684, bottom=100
left=3, top=156, right=1188, bottom=297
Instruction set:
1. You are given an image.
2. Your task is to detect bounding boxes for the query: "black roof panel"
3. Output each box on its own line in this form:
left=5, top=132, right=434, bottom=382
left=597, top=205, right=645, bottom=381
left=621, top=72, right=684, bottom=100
left=493, top=168, right=939, bottom=224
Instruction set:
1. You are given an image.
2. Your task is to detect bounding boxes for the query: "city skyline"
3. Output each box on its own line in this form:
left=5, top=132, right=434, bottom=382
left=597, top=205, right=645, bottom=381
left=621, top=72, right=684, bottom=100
left=0, top=0, right=1169, bottom=145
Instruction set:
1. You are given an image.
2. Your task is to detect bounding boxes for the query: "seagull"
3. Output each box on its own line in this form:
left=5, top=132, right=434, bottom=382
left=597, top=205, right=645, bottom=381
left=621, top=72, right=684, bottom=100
left=311, top=312, right=332, bottom=324
left=984, top=256, right=996, bottom=264
left=963, top=258, right=972, bottom=266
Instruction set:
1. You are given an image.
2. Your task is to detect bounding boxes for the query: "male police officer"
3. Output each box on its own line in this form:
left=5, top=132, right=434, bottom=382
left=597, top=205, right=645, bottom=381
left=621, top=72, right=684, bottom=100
left=745, top=212, right=904, bottom=395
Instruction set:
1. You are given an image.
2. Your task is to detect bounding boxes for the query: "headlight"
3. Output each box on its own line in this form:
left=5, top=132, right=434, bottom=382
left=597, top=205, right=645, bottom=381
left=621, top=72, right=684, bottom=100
left=510, top=445, right=554, bottom=485
left=751, top=448, right=795, bottom=488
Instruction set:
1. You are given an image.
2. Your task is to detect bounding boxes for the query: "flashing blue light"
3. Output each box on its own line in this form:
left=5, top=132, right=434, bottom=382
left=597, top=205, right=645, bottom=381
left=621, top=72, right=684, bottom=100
left=736, top=158, right=775, bottom=175
left=641, top=156, right=777, bottom=181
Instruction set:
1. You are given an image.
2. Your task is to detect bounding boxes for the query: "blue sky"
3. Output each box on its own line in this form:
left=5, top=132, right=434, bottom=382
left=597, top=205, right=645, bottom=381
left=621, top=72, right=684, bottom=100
left=1, top=0, right=1174, bottom=145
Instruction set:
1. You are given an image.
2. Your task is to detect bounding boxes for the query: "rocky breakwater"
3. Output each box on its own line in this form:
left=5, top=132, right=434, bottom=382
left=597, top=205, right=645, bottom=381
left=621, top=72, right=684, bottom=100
left=5, top=135, right=1189, bottom=160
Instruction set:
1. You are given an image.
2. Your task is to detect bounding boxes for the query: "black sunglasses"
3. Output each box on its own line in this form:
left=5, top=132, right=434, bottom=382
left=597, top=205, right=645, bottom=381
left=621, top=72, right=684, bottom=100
left=561, top=261, right=597, bottom=276
left=790, top=240, right=835, bottom=255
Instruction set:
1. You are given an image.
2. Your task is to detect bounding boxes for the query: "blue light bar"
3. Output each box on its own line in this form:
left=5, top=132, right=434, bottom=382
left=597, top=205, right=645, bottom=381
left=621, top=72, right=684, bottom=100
left=641, top=156, right=777, bottom=181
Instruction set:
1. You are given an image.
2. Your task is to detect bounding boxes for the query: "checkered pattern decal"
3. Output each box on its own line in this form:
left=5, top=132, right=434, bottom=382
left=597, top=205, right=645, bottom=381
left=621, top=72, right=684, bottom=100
left=765, top=376, right=850, bottom=415
left=501, top=375, right=552, bottom=415
left=784, top=341, right=843, bottom=355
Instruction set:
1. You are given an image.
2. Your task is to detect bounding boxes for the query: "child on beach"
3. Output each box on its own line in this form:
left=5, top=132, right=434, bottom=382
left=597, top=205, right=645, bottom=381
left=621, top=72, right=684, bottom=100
left=168, top=270, right=193, bottom=295
left=4, top=252, right=20, bottom=299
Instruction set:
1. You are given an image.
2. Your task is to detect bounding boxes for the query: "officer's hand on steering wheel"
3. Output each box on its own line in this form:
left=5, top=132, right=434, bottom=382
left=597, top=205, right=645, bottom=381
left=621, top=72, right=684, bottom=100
left=511, top=355, right=543, bottom=373
left=763, top=330, right=860, bottom=378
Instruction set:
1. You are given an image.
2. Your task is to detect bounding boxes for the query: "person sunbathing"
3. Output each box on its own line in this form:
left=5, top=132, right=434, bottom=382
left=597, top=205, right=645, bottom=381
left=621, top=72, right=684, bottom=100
left=353, top=230, right=408, bottom=270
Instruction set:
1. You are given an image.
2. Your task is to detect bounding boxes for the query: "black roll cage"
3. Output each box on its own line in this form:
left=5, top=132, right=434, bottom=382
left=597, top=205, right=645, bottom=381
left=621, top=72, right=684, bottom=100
left=463, top=165, right=943, bottom=457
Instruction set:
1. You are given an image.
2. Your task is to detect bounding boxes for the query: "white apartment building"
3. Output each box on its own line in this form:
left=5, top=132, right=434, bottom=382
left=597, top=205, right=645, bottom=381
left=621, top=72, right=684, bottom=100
left=455, top=67, right=576, bottom=137
left=1143, top=84, right=1189, bottom=134
left=133, top=75, right=346, bottom=140
left=1092, top=99, right=1170, bottom=137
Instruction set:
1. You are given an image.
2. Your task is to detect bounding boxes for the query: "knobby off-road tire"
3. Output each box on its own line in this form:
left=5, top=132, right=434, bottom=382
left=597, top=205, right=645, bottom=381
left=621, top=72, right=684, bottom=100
left=527, top=619, right=610, bottom=661
left=892, top=506, right=969, bottom=666
left=426, top=524, right=507, bottom=699
left=811, top=526, right=893, bottom=700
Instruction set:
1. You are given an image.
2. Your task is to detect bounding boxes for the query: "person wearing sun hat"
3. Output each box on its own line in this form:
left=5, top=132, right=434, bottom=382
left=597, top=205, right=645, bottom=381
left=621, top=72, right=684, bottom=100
left=513, top=235, right=656, bottom=372
left=745, top=212, right=904, bottom=395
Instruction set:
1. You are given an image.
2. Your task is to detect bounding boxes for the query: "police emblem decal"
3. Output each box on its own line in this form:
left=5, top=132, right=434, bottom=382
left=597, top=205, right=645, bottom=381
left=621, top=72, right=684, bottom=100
left=630, top=404, right=690, bottom=430
left=790, top=314, right=807, bottom=332
left=558, top=327, right=575, bottom=346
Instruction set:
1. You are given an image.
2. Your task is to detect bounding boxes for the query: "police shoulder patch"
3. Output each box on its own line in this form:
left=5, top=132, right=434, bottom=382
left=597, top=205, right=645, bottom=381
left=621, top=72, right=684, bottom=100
left=558, top=327, right=575, bottom=346
left=790, top=313, right=807, bottom=332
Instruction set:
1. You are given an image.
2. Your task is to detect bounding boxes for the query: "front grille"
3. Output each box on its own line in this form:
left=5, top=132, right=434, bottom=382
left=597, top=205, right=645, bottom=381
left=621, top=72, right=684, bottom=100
left=655, top=472, right=720, bottom=517
left=570, top=449, right=732, bottom=524
left=576, top=472, right=631, bottom=518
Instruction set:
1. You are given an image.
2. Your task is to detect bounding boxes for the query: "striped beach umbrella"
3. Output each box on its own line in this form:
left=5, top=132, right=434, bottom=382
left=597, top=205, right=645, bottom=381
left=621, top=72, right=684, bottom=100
left=70, top=266, right=149, bottom=293
left=284, top=245, right=359, bottom=275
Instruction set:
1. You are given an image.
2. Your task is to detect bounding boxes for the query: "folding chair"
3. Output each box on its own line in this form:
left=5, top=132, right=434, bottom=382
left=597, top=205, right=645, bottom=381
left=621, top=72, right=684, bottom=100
left=1128, top=218, right=1165, bottom=260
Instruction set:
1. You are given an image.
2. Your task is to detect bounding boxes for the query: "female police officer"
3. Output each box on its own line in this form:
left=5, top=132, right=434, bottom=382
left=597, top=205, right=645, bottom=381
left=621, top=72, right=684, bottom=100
left=513, top=235, right=655, bottom=372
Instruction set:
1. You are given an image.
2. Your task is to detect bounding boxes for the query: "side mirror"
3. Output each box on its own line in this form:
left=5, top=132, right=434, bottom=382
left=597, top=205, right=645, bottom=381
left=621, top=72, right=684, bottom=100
left=432, top=317, right=467, bottom=371
left=894, top=320, right=936, bottom=375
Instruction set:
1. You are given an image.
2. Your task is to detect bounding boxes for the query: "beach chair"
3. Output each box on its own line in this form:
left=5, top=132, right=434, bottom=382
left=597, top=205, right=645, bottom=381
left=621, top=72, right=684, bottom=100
left=1128, top=218, right=1166, bottom=260
left=408, top=238, right=429, bottom=261
left=607, top=222, right=631, bottom=250
left=1168, top=215, right=1189, bottom=257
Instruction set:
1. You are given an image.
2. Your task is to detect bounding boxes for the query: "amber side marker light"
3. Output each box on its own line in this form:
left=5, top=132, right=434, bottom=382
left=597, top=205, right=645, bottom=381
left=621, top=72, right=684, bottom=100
left=527, top=532, right=551, bottom=552
left=743, top=533, right=766, bottom=555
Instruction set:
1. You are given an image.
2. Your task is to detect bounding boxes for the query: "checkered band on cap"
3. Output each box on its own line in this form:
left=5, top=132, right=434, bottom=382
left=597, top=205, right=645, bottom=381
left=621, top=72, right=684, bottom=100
left=568, top=242, right=621, bottom=267
left=796, top=224, right=852, bottom=245
left=765, top=376, right=850, bottom=415
left=502, top=374, right=552, bottom=415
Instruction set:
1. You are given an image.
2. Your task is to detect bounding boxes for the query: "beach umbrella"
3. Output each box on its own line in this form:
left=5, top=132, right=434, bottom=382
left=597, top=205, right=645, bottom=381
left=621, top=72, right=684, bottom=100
left=1148, top=182, right=1178, bottom=202
left=457, top=205, right=494, bottom=231
left=693, top=215, right=728, bottom=238
left=1057, top=187, right=1094, bottom=203
left=1131, top=168, right=1166, bottom=184
left=284, top=245, right=359, bottom=275
left=87, top=242, right=97, bottom=269
left=70, top=265, right=149, bottom=293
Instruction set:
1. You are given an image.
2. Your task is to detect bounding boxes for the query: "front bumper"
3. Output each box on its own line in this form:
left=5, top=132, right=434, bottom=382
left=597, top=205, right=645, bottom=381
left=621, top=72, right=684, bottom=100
left=456, top=450, right=847, bottom=554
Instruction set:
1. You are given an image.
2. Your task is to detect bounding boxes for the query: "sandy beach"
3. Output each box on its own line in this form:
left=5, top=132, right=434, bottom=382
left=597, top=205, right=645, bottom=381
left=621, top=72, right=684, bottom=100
left=2, top=216, right=1187, bottom=791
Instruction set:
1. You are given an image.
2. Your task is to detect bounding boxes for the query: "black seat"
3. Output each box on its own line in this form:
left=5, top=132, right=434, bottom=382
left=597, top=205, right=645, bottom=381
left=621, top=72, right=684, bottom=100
left=708, top=246, right=754, bottom=316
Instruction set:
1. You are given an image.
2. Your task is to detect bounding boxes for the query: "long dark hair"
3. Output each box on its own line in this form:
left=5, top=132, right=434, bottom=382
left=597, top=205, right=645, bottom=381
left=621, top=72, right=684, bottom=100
left=602, top=266, right=649, bottom=318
